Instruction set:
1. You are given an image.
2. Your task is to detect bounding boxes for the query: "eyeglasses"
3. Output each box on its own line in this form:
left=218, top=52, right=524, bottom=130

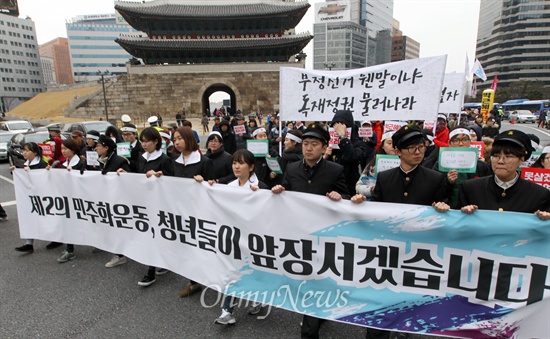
left=490, top=154, right=518, bottom=163
left=404, top=144, right=427, bottom=154
left=450, top=137, right=470, bottom=145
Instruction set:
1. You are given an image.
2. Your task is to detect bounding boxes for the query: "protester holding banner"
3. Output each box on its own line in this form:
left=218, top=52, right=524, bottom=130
left=355, top=131, right=395, bottom=199
left=458, top=130, right=550, bottom=218
left=119, top=127, right=174, bottom=287
left=434, top=127, right=491, bottom=209
left=531, top=146, right=550, bottom=169
left=351, top=125, right=450, bottom=339
left=215, top=149, right=268, bottom=325
left=218, top=120, right=237, bottom=155
left=172, top=126, right=215, bottom=297
left=121, top=123, right=144, bottom=173
left=268, top=114, right=287, bottom=150
left=272, top=123, right=350, bottom=338
left=328, top=110, right=368, bottom=196
left=54, top=139, right=86, bottom=263
left=205, top=131, right=235, bottom=184
left=13, top=142, right=49, bottom=253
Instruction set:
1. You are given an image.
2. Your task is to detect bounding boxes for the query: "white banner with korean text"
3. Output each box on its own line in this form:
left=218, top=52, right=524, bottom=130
left=439, top=72, right=466, bottom=114
left=13, top=169, right=550, bottom=338
left=279, top=56, right=447, bottom=122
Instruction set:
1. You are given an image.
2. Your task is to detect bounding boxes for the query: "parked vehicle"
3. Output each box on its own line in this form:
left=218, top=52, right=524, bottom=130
left=0, top=132, right=15, bottom=161
left=7, top=130, right=66, bottom=168
left=61, top=121, right=113, bottom=138
left=0, top=120, right=34, bottom=133
left=509, top=110, right=537, bottom=123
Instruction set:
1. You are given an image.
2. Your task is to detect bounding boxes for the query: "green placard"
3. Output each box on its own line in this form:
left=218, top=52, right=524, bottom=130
left=266, top=158, right=283, bottom=174
left=116, top=142, right=131, bottom=158
left=438, top=147, right=478, bottom=173
left=246, top=140, right=269, bottom=157
left=374, top=154, right=400, bottom=176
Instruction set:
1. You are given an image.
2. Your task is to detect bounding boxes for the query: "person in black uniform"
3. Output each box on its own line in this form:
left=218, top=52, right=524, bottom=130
left=54, top=139, right=87, bottom=263
left=272, top=123, right=350, bottom=339
left=117, top=127, right=174, bottom=287
left=204, top=131, right=235, bottom=184
left=458, top=129, right=550, bottom=219
left=95, top=135, right=131, bottom=268
left=13, top=142, right=49, bottom=253
left=433, top=126, right=492, bottom=208
left=121, top=123, right=144, bottom=173
left=172, top=126, right=215, bottom=298
left=351, top=124, right=450, bottom=339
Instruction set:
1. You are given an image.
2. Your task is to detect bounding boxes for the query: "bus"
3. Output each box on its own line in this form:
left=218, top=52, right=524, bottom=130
left=501, top=99, right=550, bottom=117
left=463, top=102, right=501, bottom=111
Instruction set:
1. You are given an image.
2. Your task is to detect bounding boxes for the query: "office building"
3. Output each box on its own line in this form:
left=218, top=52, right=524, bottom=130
left=40, top=56, right=55, bottom=86
left=313, top=0, right=393, bottom=70
left=0, top=14, right=45, bottom=113
left=67, top=14, right=138, bottom=82
left=476, top=0, right=550, bottom=87
left=39, top=37, right=73, bottom=85
left=391, top=20, right=420, bottom=62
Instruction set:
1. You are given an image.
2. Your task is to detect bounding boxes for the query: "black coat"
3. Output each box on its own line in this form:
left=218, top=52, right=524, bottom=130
left=28, top=159, right=48, bottom=170
left=281, top=158, right=350, bottom=199
left=129, top=141, right=144, bottom=173
left=173, top=155, right=215, bottom=180
left=205, top=147, right=234, bottom=184
left=459, top=176, right=550, bottom=212
left=330, top=136, right=367, bottom=196
left=372, top=165, right=448, bottom=205
left=280, top=145, right=303, bottom=172
left=100, top=152, right=130, bottom=174
left=219, top=121, right=237, bottom=155
left=137, top=153, right=174, bottom=176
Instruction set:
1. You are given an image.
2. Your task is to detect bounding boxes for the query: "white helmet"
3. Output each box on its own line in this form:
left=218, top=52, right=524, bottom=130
left=148, top=116, right=159, bottom=125
left=121, top=114, right=131, bottom=123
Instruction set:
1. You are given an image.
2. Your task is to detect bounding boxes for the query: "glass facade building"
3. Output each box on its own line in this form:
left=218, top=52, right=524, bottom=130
left=67, top=14, right=139, bottom=82
left=476, top=0, right=550, bottom=87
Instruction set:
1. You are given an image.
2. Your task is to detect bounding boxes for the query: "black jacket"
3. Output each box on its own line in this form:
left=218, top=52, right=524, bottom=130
left=459, top=175, right=550, bottom=212
left=129, top=141, right=144, bottom=173
left=282, top=158, right=350, bottom=199
left=219, top=120, right=237, bottom=155
left=372, top=165, right=448, bottom=205
left=100, top=152, right=130, bottom=174
left=205, top=147, right=235, bottom=184
left=173, top=155, right=215, bottom=180
left=280, top=145, right=303, bottom=172
left=137, top=153, right=174, bottom=176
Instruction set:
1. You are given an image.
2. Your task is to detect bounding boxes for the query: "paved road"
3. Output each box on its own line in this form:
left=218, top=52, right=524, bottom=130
left=0, top=122, right=543, bottom=338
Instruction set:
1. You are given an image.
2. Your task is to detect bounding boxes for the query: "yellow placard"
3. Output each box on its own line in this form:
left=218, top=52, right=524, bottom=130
left=480, top=89, right=495, bottom=122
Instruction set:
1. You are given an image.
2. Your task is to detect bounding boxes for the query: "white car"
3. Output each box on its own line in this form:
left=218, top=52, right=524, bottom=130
left=509, top=110, right=537, bottom=123
left=0, top=132, right=14, bottom=161
left=0, top=120, right=34, bottom=133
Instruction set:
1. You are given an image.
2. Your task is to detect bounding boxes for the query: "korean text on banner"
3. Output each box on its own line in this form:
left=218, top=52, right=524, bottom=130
left=279, top=56, right=447, bottom=122
left=439, top=73, right=465, bottom=114
left=13, top=170, right=550, bottom=338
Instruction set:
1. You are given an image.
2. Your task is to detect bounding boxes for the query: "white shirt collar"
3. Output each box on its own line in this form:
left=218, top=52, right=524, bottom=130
left=62, top=155, right=80, bottom=168
left=24, top=156, right=40, bottom=167
left=400, top=165, right=418, bottom=174
left=228, top=173, right=260, bottom=188
left=494, top=173, right=519, bottom=190
left=175, top=150, right=201, bottom=165
left=131, top=140, right=138, bottom=148
left=142, top=149, right=163, bottom=162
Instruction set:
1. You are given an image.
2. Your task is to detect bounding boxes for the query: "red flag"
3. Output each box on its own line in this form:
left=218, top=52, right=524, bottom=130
left=490, top=75, right=498, bottom=91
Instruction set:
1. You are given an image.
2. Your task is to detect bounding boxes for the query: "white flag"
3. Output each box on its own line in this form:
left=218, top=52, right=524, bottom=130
left=471, top=59, right=487, bottom=81
left=465, top=54, right=470, bottom=80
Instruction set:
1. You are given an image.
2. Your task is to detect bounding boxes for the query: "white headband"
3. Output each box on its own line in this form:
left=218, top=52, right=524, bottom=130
left=252, top=128, right=266, bottom=138
left=381, top=131, right=395, bottom=142
left=286, top=133, right=302, bottom=143
left=121, top=126, right=137, bottom=133
left=208, top=131, right=222, bottom=139
left=86, top=134, right=99, bottom=141
left=159, top=131, right=171, bottom=140
left=449, top=128, right=471, bottom=140
left=542, top=146, right=550, bottom=154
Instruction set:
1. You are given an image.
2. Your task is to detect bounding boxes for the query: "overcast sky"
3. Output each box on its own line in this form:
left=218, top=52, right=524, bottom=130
left=17, top=0, right=481, bottom=73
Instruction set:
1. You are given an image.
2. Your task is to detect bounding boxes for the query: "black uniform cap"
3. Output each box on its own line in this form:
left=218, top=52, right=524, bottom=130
left=493, top=129, right=534, bottom=159
left=392, top=125, right=424, bottom=149
left=302, top=123, right=330, bottom=145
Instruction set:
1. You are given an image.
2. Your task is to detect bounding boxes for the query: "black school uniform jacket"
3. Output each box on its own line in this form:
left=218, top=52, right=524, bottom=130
left=137, top=151, right=174, bottom=176
left=129, top=140, right=144, bottom=173
left=281, top=158, right=350, bottom=199
left=372, top=165, right=448, bottom=205
left=173, top=151, right=215, bottom=180
left=61, top=156, right=86, bottom=172
left=459, top=175, right=550, bottom=213
left=205, top=147, right=234, bottom=184
left=26, top=158, right=48, bottom=170
left=100, top=152, right=130, bottom=174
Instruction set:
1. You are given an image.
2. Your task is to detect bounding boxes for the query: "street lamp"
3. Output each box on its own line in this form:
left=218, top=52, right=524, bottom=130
left=97, top=70, right=110, bottom=122
left=324, top=62, right=335, bottom=71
